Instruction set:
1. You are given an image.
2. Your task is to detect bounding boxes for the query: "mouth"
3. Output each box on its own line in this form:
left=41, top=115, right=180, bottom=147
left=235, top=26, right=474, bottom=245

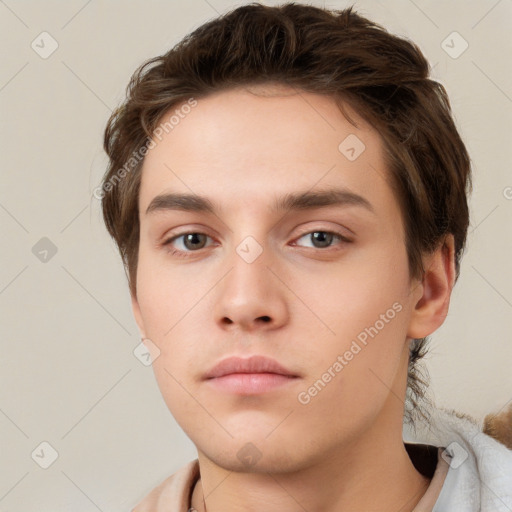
left=203, top=355, right=300, bottom=394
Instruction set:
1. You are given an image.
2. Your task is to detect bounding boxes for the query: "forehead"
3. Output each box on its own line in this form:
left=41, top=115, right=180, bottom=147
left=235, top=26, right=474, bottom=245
left=138, top=85, right=395, bottom=218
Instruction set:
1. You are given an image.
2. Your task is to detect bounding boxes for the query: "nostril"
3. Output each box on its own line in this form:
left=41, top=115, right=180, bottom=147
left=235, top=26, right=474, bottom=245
left=221, top=316, right=271, bottom=326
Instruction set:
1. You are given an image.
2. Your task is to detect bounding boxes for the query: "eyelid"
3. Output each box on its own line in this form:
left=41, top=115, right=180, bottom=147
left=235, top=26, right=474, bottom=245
left=162, top=231, right=216, bottom=249
left=291, top=231, right=352, bottom=251
left=291, top=224, right=353, bottom=243
left=159, top=224, right=216, bottom=244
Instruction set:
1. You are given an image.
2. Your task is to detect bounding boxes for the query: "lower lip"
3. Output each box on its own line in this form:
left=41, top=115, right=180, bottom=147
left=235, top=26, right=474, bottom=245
left=206, top=373, right=298, bottom=394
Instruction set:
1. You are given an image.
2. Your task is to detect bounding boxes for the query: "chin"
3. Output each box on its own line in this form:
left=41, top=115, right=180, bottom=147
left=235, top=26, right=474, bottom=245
left=201, top=443, right=308, bottom=475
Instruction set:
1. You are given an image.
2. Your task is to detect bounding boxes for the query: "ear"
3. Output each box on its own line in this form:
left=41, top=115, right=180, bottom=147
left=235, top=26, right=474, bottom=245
left=131, top=292, right=147, bottom=339
left=407, top=234, right=456, bottom=339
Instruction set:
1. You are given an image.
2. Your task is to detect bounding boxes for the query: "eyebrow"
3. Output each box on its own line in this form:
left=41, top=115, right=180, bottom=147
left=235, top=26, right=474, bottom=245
left=145, top=187, right=375, bottom=216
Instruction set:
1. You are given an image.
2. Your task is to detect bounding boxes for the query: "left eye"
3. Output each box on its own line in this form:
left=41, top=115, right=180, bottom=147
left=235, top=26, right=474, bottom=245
left=294, top=231, right=348, bottom=249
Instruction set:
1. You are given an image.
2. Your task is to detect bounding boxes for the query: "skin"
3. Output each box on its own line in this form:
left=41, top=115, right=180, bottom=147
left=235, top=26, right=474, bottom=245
left=131, top=84, right=455, bottom=512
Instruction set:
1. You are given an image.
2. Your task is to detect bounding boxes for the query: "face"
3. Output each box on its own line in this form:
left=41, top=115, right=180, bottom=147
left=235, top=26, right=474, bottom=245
left=132, top=84, right=426, bottom=473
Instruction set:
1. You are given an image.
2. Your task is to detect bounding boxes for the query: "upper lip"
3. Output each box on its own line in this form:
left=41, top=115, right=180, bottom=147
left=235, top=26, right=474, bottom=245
left=204, top=355, right=298, bottom=379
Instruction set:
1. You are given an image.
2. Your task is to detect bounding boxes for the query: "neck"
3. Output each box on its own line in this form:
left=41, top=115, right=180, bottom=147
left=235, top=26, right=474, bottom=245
left=191, top=403, right=430, bottom=512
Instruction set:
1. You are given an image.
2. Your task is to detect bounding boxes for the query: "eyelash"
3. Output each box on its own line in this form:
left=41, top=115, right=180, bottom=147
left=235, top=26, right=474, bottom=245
left=161, top=229, right=352, bottom=259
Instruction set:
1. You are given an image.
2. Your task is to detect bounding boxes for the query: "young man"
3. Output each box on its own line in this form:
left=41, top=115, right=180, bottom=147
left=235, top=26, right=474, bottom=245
left=100, top=3, right=512, bottom=510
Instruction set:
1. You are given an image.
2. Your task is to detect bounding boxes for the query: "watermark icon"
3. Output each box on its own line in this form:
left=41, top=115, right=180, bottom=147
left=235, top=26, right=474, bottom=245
left=31, top=441, right=59, bottom=469
left=441, top=441, right=468, bottom=469
left=93, top=97, right=198, bottom=200
left=503, top=186, right=512, bottom=200
left=32, top=237, right=58, bottom=263
left=338, top=134, right=366, bottom=161
left=133, top=338, right=161, bottom=366
left=236, top=236, right=263, bottom=263
left=31, top=32, right=59, bottom=59
left=297, top=301, right=403, bottom=405
left=237, top=442, right=262, bottom=467
left=441, top=31, right=469, bottom=59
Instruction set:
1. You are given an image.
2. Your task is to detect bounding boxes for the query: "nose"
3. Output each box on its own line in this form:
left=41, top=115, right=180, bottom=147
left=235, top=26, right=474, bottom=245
left=213, top=243, right=289, bottom=333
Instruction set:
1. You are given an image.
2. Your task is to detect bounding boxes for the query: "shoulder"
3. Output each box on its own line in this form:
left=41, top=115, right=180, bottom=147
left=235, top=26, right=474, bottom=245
left=132, top=459, right=200, bottom=512
left=407, top=404, right=512, bottom=511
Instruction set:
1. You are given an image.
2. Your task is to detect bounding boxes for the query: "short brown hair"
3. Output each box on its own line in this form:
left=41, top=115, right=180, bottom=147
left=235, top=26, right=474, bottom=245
left=101, top=2, right=472, bottom=423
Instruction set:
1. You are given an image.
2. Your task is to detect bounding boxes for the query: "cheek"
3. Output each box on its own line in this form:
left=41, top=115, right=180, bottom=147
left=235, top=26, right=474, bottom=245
left=135, top=259, right=207, bottom=406
left=136, top=248, right=205, bottom=338
left=290, top=242, right=411, bottom=393
left=291, top=241, right=410, bottom=340
left=138, top=285, right=205, bottom=422
left=293, top=301, right=410, bottom=434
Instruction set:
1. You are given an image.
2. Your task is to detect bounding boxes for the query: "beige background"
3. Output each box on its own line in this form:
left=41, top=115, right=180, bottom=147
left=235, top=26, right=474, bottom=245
left=1, top=0, right=511, bottom=509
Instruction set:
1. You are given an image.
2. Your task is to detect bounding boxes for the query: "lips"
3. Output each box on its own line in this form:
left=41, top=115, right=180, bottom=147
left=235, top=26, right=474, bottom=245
left=203, top=355, right=299, bottom=394
left=204, top=355, right=298, bottom=380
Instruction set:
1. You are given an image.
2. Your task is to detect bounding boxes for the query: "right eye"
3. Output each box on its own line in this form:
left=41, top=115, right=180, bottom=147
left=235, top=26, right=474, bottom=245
left=162, top=232, right=215, bottom=257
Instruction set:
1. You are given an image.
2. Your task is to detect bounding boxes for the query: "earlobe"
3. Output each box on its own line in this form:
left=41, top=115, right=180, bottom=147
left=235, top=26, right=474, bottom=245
left=407, top=234, right=456, bottom=339
left=131, top=293, right=147, bottom=339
